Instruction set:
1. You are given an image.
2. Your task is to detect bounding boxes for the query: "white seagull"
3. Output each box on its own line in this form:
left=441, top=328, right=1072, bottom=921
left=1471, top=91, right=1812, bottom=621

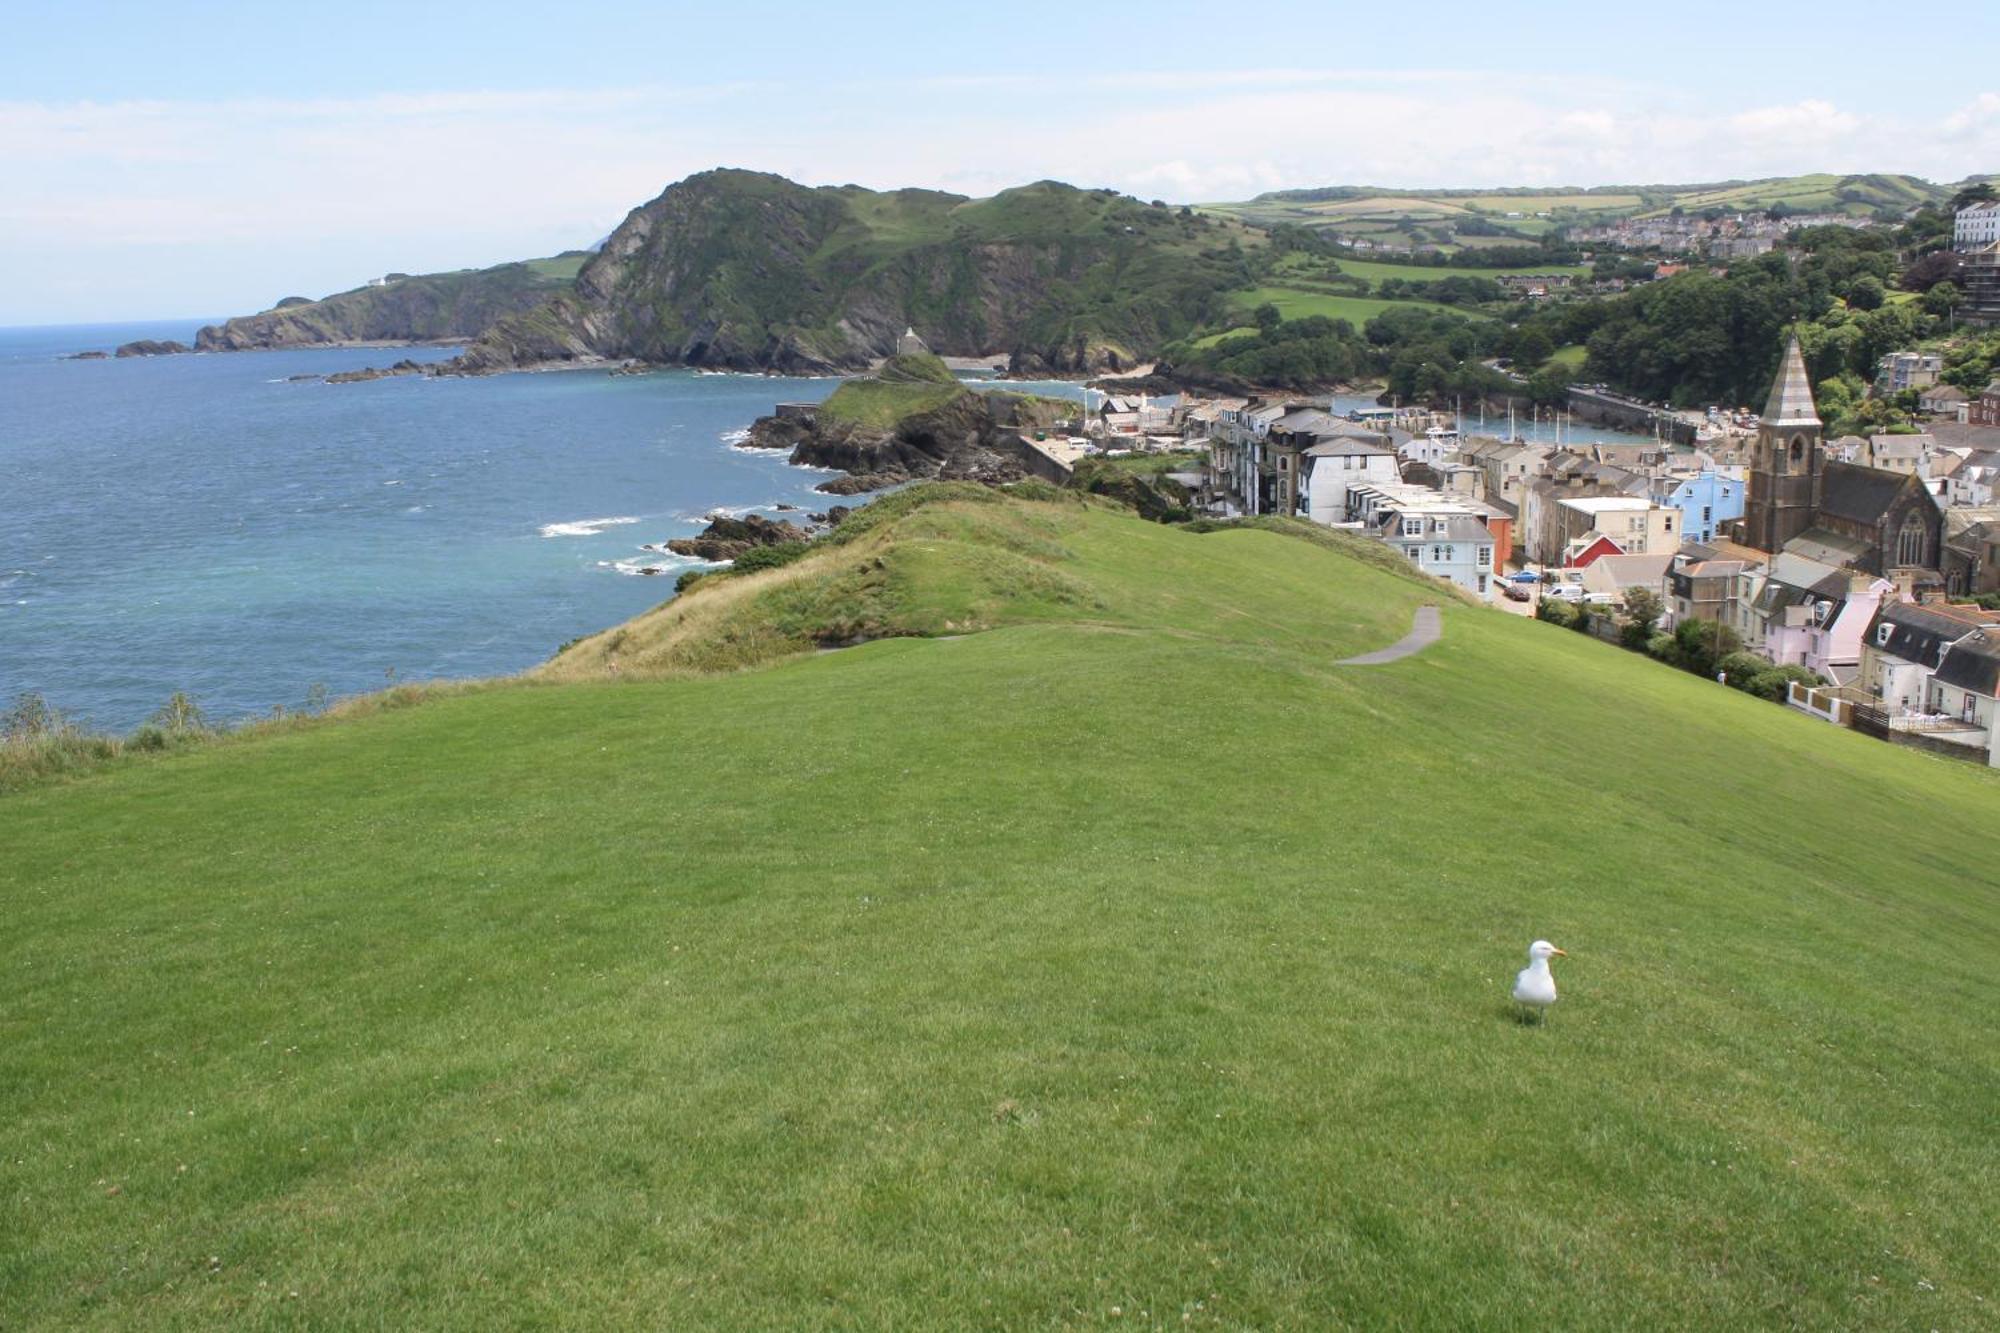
left=1512, top=939, right=1568, bottom=1020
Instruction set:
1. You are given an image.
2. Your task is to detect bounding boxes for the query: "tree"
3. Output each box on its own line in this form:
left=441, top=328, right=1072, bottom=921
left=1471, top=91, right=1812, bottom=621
left=1924, top=282, right=1962, bottom=320
left=1845, top=274, right=1886, bottom=311
left=1674, top=618, right=1741, bottom=679
left=1252, top=303, right=1282, bottom=335
left=1948, top=183, right=1998, bottom=214
left=1621, top=587, right=1664, bottom=637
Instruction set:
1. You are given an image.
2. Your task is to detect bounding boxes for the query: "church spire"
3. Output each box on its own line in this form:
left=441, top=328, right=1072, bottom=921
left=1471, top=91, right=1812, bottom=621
left=1762, top=334, right=1819, bottom=427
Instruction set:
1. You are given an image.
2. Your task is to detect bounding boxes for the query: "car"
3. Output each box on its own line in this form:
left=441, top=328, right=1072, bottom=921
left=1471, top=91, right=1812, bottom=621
left=1503, top=584, right=1532, bottom=602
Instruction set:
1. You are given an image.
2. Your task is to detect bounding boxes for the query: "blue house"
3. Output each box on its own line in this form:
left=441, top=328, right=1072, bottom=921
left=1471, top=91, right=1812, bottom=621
left=1652, top=471, right=1744, bottom=545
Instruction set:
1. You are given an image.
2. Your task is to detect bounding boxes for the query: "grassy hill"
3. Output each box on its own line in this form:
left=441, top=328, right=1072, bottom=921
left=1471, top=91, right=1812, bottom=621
left=4, top=487, right=1996, bottom=1327
left=1204, top=173, right=1964, bottom=248
left=456, top=171, right=1267, bottom=376
left=195, top=253, right=592, bottom=351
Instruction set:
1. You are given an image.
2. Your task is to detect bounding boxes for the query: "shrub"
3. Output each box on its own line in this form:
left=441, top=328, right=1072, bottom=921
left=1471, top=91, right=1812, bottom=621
left=148, top=690, right=211, bottom=737
left=674, top=569, right=708, bottom=594
left=728, top=542, right=810, bottom=575
left=1743, top=663, right=1822, bottom=702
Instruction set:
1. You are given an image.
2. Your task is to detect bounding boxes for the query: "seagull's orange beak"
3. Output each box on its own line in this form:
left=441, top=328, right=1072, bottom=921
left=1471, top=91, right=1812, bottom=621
left=1550, top=947, right=1568, bottom=958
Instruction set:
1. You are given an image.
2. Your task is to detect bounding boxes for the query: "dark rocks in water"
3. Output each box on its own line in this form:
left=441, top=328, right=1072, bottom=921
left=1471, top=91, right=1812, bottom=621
left=286, top=373, right=321, bottom=382
left=63, top=350, right=110, bottom=360
left=114, top=339, right=190, bottom=358
left=665, top=513, right=807, bottom=562
left=773, top=502, right=799, bottom=511
left=325, top=358, right=426, bottom=385
left=744, top=352, right=1070, bottom=494
left=814, top=473, right=899, bottom=496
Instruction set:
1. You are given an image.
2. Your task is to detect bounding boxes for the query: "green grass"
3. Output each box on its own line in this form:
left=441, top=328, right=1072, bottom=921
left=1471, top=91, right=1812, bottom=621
left=1331, top=258, right=1589, bottom=285
left=5, top=488, right=1997, bottom=1328
left=812, top=378, right=966, bottom=430
left=1547, top=343, right=1589, bottom=370
left=521, top=251, right=591, bottom=282
left=1230, top=285, right=1492, bottom=325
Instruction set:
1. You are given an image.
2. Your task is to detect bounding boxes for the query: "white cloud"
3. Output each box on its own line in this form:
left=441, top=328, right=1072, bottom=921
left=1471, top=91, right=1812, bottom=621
left=2, top=76, right=1996, bottom=322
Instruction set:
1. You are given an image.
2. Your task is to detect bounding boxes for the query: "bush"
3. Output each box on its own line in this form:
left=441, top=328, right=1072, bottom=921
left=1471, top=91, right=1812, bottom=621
left=148, top=690, right=210, bottom=737
left=728, top=542, right=810, bottom=575
left=1645, top=631, right=1680, bottom=664
left=1743, top=663, right=1822, bottom=702
left=1715, top=651, right=1770, bottom=687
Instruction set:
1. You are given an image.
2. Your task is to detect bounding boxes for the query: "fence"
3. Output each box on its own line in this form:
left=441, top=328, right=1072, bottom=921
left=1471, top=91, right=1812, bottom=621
left=1786, top=681, right=1853, bottom=725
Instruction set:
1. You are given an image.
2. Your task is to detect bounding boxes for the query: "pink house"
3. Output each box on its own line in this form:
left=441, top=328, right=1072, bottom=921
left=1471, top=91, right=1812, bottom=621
left=1747, top=551, right=1896, bottom=683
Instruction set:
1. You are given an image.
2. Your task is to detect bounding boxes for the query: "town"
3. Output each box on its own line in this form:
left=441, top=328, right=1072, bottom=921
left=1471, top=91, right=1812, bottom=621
left=1047, top=198, right=2000, bottom=770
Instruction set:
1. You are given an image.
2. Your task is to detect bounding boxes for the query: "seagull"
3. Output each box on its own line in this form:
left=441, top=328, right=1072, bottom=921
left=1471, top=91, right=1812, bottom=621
left=1512, top=939, right=1568, bottom=1021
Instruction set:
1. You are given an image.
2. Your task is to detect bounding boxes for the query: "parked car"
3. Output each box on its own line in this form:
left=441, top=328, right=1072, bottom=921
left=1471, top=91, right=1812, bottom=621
left=1503, top=583, right=1532, bottom=602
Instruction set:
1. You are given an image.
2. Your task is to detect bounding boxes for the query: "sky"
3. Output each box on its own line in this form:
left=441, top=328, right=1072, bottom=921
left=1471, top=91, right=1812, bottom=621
left=4, top=0, right=1997, bottom=324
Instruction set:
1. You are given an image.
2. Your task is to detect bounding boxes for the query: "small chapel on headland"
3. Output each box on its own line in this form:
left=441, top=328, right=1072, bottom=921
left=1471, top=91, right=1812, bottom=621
left=1736, top=334, right=1943, bottom=578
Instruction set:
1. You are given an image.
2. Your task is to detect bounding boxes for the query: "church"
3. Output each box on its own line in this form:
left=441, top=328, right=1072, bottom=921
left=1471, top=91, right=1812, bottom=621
left=1738, top=335, right=1943, bottom=575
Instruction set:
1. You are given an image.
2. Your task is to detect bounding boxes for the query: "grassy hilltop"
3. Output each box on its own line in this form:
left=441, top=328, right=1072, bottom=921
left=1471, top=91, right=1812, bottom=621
left=1202, top=173, right=1974, bottom=249
left=4, top=488, right=1997, bottom=1327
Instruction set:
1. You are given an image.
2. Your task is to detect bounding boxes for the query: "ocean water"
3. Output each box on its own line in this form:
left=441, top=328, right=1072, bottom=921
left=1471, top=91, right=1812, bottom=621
left=2, top=321, right=1089, bottom=732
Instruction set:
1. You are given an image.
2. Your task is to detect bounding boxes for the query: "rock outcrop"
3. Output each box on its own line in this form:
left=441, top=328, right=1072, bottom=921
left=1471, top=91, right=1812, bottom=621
left=114, top=340, right=190, bottom=357
left=665, top=513, right=808, bottom=562
left=742, top=351, right=1072, bottom=494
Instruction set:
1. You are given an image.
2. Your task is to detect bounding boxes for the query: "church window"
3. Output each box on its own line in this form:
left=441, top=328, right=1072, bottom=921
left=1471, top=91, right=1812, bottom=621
left=1895, top=513, right=1927, bottom=567
left=1789, top=437, right=1803, bottom=464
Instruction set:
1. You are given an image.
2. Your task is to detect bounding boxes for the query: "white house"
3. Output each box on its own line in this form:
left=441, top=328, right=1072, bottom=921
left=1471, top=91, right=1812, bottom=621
left=1954, top=201, right=2000, bottom=251
left=1302, top=439, right=1402, bottom=527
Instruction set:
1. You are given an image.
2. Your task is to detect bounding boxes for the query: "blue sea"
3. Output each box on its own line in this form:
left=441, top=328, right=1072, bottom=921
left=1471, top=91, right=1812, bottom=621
left=0, top=320, right=1086, bottom=732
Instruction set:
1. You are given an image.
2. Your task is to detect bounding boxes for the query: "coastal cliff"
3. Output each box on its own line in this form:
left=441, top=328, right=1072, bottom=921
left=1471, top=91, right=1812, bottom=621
left=194, top=254, right=590, bottom=351
left=743, top=350, right=1072, bottom=493
left=444, top=170, right=1254, bottom=376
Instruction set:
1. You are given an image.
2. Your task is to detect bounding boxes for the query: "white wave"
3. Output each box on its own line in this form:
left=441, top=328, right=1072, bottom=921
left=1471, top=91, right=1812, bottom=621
left=719, top=427, right=752, bottom=444
left=539, top=515, right=641, bottom=538
left=602, top=553, right=727, bottom=577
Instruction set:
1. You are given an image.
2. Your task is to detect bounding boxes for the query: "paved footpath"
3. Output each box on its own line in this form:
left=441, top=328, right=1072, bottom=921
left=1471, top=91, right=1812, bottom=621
left=1336, top=605, right=1441, bottom=665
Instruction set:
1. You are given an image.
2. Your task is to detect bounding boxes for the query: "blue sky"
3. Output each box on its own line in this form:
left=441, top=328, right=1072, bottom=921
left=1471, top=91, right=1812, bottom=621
left=4, top=0, right=1996, bottom=323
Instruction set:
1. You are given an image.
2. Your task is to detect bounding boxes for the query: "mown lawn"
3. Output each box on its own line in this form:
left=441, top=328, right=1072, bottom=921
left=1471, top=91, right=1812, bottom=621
left=4, top=493, right=1996, bottom=1328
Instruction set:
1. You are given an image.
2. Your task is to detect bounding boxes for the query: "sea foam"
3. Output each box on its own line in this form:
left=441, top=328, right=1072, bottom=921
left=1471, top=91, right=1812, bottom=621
left=540, top=516, right=641, bottom=539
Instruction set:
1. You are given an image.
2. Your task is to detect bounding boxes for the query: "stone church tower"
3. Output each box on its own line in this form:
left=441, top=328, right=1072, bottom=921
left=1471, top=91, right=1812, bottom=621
left=1742, top=335, right=1822, bottom=553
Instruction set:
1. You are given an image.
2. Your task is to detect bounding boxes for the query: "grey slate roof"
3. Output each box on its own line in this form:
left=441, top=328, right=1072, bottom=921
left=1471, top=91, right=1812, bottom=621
left=1763, top=335, right=1821, bottom=427
left=1302, top=438, right=1397, bottom=458
left=1817, top=461, right=1907, bottom=526
left=1934, top=632, right=2000, bottom=697
left=1865, top=602, right=1986, bottom=669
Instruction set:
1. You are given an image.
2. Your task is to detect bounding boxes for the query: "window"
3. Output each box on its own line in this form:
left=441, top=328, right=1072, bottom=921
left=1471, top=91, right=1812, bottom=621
left=1876, top=622, right=1893, bottom=647
left=1432, top=545, right=1450, bottom=562
left=1477, top=574, right=1489, bottom=594
left=1477, top=546, right=1492, bottom=566
left=1895, top=513, right=1927, bottom=567
left=1702, top=506, right=1712, bottom=521
left=1405, top=545, right=1419, bottom=557
left=1402, top=517, right=1422, bottom=537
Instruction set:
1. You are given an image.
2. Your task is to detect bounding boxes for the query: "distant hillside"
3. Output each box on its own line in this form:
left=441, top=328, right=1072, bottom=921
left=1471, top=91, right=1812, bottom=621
left=194, top=252, right=591, bottom=351
left=1204, top=173, right=1979, bottom=248
left=447, top=170, right=1261, bottom=375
